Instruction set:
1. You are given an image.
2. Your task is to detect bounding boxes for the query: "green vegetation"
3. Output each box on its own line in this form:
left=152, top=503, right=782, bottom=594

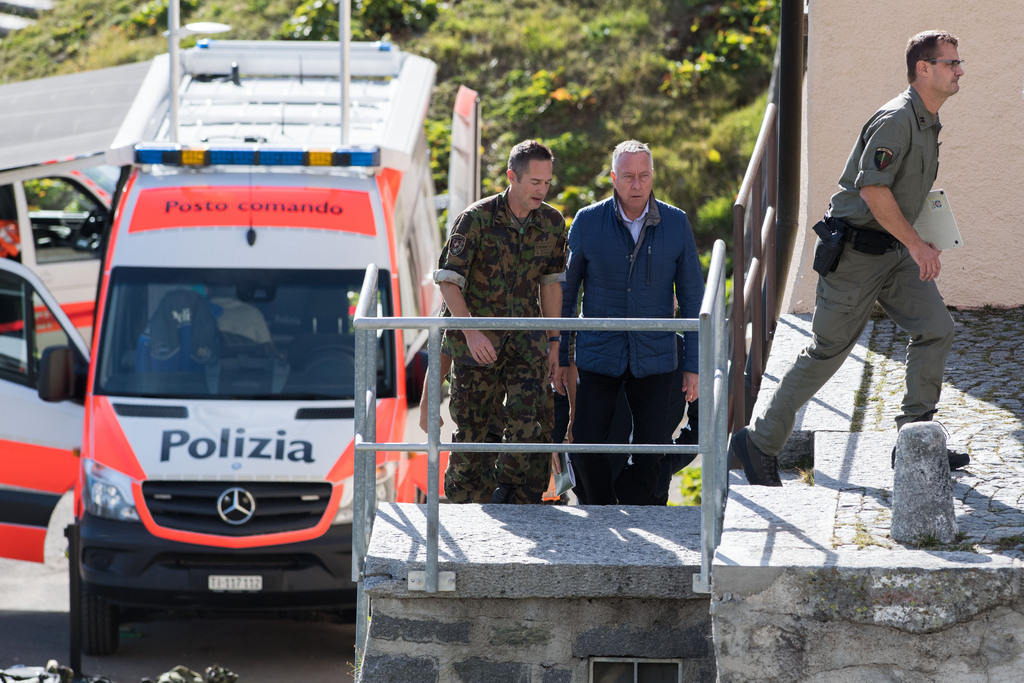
left=910, top=531, right=976, bottom=553
left=852, top=522, right=886, bottom=550
left=0, top=0, right=778, bottom=252
left=674, top=466, right=701, bottom=506
left=993, top=534, right=1024, bottom=551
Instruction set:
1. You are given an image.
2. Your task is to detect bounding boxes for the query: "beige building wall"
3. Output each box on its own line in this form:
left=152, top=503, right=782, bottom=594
left=783, top=1, right=1024, bottom=312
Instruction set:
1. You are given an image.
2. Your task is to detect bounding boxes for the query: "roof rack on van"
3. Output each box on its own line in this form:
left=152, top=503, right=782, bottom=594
left=107, top=40, right=436, bottom=173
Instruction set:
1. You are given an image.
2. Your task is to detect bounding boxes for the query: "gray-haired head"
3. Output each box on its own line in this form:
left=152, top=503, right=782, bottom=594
left=612, top=140, right=653, bottom=174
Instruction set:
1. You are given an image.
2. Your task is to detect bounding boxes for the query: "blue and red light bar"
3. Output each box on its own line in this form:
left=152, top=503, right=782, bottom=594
left=134, top=144, right=381, bottom=168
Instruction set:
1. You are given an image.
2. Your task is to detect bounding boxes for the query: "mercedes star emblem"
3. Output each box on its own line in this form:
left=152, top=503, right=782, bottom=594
left=217, top=487, right=256, bottom=525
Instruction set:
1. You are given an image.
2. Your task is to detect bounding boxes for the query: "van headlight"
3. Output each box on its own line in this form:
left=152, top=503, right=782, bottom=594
left=332, top=464, right=396, bottom=526
left=83, top=460, right=140, bottom=522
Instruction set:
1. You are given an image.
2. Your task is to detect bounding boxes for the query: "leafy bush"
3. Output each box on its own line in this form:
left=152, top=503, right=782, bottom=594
left=355, top=0, right=438, bottom=39
left=117, top=0, right=198, bottom=39
left=696, top=195, right=734, bottom=243
left=675, top=467, right=702, bottom=506
left=662, top=0, right=778, bottom=104
left=276, top=0, right=439, bottom=41
left=408, top=0, right=777, bottom=254
left=276, top=0, right=339, bottom=41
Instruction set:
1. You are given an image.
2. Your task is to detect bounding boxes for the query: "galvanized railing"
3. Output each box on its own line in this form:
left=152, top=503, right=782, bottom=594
left=352, top=239, right=729, bottom=662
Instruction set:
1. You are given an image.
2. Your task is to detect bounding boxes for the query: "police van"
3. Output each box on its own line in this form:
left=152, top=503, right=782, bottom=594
left=0, top=38, right=478, bottom=655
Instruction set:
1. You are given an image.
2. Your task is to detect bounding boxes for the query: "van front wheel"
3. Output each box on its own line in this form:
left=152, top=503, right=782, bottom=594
left=80, top=585, right=119, bottom=656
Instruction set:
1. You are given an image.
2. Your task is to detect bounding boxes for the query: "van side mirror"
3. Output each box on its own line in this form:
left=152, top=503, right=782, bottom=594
left=38, top=345, right=77, bottom=402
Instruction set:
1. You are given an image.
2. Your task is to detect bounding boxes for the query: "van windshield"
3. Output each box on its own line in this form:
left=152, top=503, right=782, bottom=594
left=94, top=267, right=395, bottom=400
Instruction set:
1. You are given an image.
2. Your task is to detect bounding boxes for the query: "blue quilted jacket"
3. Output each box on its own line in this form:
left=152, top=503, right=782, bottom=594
left=559, top=195, right=704, bottom=377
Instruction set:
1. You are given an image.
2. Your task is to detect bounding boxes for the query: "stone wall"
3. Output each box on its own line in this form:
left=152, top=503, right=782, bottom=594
left=712, top=565, right=1024, bottom=682
left=359, top=503, right=714, bottom=682
left=360, top=595, right=714, bottom=682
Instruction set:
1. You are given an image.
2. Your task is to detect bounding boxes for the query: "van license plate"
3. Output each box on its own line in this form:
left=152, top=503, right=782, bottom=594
left=208, top=575, right=263, bottom=592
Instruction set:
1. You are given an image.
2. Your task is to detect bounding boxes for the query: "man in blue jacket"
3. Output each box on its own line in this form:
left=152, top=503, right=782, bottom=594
left=555, top=140, right=704, bottom=505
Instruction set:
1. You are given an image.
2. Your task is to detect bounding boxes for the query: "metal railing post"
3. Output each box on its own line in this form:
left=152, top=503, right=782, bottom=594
left=353, top=264, right=379, bottom=665
left=425, top=326, right=442, bottom=594
left=695, top=240, right=728, bottom=593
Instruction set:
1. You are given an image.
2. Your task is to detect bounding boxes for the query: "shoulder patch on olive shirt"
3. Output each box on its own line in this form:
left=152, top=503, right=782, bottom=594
left=873, top=147, right=894, bottom=170
left=449, top=234, right=467, bottom=256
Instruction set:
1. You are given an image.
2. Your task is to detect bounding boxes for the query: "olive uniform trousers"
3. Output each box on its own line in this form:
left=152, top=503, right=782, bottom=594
left=748, top=242, right=954, bottom=456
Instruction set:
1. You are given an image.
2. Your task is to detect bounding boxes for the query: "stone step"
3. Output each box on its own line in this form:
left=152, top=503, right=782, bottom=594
left=756, top=313, right=873, bottom=468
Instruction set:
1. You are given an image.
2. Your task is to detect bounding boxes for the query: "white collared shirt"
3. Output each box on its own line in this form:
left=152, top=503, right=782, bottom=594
left=618, top=202, right=649, bottom=243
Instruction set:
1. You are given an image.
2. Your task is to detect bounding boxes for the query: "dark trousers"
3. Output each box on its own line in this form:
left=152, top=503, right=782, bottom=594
left=572, top=367, right=672, bottom=505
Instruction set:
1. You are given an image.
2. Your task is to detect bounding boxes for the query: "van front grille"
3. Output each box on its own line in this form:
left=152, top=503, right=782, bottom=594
left=141, top=481, right=333, bottom=537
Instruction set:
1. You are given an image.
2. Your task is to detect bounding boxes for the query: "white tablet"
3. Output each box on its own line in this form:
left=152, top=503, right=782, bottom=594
left=913, top=189, right=963, bottom=250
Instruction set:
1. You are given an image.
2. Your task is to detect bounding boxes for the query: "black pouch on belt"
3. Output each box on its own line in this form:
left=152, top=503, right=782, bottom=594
left=847, top=226, right=897, bottom=255
left=811, top=217, right=846, bottom=276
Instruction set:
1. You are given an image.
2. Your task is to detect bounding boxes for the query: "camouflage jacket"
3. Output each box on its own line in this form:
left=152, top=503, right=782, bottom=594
left=434, top=189, right=566, bottom=365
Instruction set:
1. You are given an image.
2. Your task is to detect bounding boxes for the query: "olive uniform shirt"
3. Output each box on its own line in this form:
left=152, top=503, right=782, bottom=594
left=828, top=86, right=940, bottom=230
left=434, top=189, right=566, bottom=364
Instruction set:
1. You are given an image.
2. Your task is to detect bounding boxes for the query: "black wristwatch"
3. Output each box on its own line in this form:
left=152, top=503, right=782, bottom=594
left=547, top=336, right=561, bottom=343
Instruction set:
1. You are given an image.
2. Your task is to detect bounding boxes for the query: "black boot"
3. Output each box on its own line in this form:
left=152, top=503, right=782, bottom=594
left=729, top=427, right=781, bottom=486
left=491, top=484, right=517, bottom=504
left=891, top=412, right=969, bottom=471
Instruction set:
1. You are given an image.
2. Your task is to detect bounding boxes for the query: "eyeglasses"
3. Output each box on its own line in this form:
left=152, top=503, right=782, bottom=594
left=926, top=59, right=965, bottom=70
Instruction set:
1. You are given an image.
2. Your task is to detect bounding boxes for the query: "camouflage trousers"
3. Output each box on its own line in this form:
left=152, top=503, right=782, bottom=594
left=445, top=347, right=553, bottom=504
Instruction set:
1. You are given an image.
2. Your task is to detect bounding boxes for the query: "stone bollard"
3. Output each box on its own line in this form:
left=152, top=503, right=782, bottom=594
left=891, top=422, right=958, bottom=545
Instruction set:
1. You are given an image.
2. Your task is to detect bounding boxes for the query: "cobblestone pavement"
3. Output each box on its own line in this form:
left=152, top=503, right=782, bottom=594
left=846, top=307, right=1024, bottom=557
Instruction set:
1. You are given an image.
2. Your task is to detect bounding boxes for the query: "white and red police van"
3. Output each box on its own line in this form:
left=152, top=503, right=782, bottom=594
left=0, top=38, right=476, bottom=655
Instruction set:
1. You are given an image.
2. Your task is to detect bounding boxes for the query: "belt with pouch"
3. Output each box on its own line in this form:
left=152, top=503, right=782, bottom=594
left=826, top=216, right=899, bottom=255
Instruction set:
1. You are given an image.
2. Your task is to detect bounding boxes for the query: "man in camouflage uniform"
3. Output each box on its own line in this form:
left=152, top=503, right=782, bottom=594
left=434, top=140, right=567, bottom=504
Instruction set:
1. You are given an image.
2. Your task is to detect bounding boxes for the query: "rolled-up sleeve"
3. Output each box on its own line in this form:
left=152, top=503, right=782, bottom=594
left=541, top=221, right=567, bottom=286
left=433, top=269, right=466, bottom=289
left=540, top=271, right=565, bottom=285
left=434, top=210, right=479, bottom=291
left=854, top=117, right=903, bottom=189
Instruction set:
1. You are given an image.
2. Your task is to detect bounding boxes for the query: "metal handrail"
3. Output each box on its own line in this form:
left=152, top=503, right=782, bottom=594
left=695, top=240, right=729, bottom=593
left=731, top=102, right=779, bottom=429
left=352, top=240, right=729, bottom=660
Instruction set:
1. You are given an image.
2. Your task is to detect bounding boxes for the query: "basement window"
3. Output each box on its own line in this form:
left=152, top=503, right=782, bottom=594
left=590, top=658, right=683, bottom=683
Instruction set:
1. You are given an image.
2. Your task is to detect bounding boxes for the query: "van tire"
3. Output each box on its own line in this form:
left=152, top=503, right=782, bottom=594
left=81, top=585, right=119, bottom=656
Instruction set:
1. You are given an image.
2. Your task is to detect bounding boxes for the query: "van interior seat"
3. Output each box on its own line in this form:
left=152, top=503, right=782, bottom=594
left=136, top=289, right=220, bottom=372
left=284, top=295, right=353, bottom=395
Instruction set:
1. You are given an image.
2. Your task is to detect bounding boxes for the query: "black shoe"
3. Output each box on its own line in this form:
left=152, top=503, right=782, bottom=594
left=947, top=449, right=970, bottom=471
left=491, top=484, right=517, bottom=504
left=729, top=427, right=781, bottom=487
left=891, top=445, right=970, bottom=471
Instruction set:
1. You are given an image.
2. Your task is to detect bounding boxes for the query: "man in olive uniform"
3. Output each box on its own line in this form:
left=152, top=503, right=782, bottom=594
left=731, top=30, right=968, bottom=486
left=434, top=140, right=566, bottom=504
